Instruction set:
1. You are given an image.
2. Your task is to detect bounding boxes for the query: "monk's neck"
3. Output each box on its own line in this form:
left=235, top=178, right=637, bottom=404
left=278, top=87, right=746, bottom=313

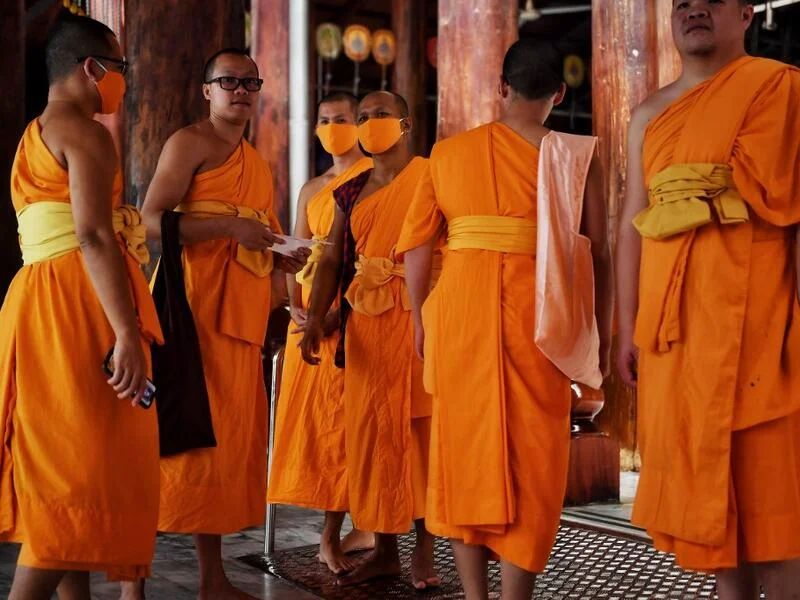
left=679, top=49, right=748, bottom=88
left=47, top=84, right=97, bottom=120
left=371, top=147, right=412, bottom=185
left=207, top=114, right=247, bottom=146
left=500, top=101, right=550, bottom=140
left=331, top=147, right=365, bottom=176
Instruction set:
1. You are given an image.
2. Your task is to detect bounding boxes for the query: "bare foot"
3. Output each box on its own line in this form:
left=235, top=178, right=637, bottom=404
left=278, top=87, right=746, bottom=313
left=198, top=576, right=259, bottom=600
left=336, top=548, right=402, bottom=586
left=318, top=535, right=357, bottom=574
left=119, top=580, right=145, bottom=600
left=341, top=528, right=376, bottom=554
left=411, top=536, right=440, bottom=590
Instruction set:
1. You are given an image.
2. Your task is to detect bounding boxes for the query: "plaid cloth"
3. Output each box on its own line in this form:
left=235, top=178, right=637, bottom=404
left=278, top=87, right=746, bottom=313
left=332, top=168, right=373, bottom=368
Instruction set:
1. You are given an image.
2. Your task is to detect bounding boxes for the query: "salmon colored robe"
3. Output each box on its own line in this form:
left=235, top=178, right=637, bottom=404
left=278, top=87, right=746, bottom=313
left=158, top=141, right=281, bottom=534
left=268, top=157, right=371, bottom=511
left=633, top=56, right=800, bottom=571
left=337, top=157, right=432, bottom=533
left=396, top=123, right=571, bottom=573
left=0, top=120, right=162, bottom=579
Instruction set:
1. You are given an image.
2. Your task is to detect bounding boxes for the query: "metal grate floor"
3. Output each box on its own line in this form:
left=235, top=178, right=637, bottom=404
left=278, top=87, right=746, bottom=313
left=239, top=525, right=720, bottom=599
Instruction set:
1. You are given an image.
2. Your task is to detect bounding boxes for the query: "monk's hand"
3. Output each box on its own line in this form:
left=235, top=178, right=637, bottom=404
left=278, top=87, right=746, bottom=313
left=413, top=314, right=425, bottom=361
left=299, top=317, right=324, bottom=365
left=107, top=331, right=148, bottom=407
left=616, top=333, right=638, bottom=387
left=321, top=307, right=340, bottom=337
left=290, top=304, right=308, bottom=329
left=232, top=218, right=281, bottom=251
left=276, top=247, right=311, bottom=275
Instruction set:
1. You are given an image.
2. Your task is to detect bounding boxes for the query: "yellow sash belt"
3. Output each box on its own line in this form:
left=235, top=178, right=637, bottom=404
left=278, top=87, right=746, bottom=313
left=177, top=200, right=274, bottom=277
left=17, top=201, right=149, bottom=265
left=295, top=235, right=327, bottom=287
left=634, top=163, right=749, bottom=240
left=447, top=215, right=537, bottom=254
left=345, top=255, right=409, bottom=316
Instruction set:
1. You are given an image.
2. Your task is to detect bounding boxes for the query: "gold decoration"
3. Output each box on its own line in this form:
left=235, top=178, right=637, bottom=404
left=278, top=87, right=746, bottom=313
left=343, top=25, right=372, bottom=63
left=371, top=29, right=396, bottom=66
left=316, top=23, right=343, bottom=60
left=564, top=55, right=585, bottom=89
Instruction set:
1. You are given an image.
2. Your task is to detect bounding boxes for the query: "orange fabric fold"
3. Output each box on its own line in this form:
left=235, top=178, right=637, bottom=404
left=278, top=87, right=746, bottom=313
left=632, top=56, right=800, bottom=569
left=343, top=157, right=432, bottom=533
left=397, top=123, right=571, bottom=572
left=0, top=120, right=160, bottom=579
left=267, top=157, right=371, bottom=511
left=158, top=140, right=279, bottom=534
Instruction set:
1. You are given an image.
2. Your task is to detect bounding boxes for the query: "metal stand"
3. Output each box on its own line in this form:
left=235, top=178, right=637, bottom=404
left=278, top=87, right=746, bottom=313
left=264, top=346, right=285, bottom=555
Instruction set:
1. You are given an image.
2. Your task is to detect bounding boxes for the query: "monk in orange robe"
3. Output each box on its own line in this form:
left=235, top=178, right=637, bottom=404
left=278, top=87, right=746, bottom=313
left=0, top=16, right=163, bottom=599
left=616, top=2, right=800, bottom=597
left=267, top=92, right=374, bottom=574
left=399, top=40, right=612, bottom=599
left=120, top=49, right=308, bottom=600
left=299, top=91, right=439, bottom=588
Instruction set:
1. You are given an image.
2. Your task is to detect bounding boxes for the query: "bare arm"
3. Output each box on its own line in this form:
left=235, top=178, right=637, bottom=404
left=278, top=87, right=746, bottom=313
left=581, top=155, right=613, bottom=378
left=64, top=120, right=146, bottom=404
left=299, top=207, right=345, bottom=364
left=404, top=239, right=436, bottom=360
left=286, top=182, right=315, bottom=325
left=141, top=131, right=278, bottom=251
left=615, top=107, right=650, bottom=386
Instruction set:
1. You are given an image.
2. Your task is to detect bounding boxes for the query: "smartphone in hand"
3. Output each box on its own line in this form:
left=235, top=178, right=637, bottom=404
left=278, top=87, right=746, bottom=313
left=102, top=348, right=156, bottom=409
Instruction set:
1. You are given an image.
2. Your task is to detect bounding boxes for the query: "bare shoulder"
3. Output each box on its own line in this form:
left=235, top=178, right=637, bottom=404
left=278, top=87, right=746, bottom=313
left=630, top=82, right=685, bottom=135
left=160, top=123, right=215, bottom=168
left=40, top=107, right=116, bottom=167
left=300, top=172, right=335, bottom=202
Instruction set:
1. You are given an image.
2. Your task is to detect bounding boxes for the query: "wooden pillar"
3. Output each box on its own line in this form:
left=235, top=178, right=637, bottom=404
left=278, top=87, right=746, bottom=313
left=123, top=0, right=244, bottom=208
left=592, top=0, right=680, bottom=469
left=251, top=0, right=290, bottom=232
left=437, top=0, right=518, bottom=140
left=392, top=0, right=427, bottom=156
left=0, top=0, right=24, bottom=300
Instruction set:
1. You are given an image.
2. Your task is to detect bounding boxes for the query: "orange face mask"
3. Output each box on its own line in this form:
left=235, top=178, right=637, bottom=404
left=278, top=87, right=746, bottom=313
left=317, top=123, right=358, bottom=156
left=357, top=118, right=404, bottom=155
left=94, top=63, right=126, bottom=115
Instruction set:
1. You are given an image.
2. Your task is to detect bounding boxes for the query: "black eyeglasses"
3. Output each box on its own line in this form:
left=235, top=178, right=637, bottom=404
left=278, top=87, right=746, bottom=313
left=77, top=55, right=129, bottom=75
left=205, top=76, right=263, bottom=92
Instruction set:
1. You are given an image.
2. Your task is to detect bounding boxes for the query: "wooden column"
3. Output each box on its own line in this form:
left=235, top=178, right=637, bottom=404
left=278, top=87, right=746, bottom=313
left=251, top=0, right=290, bottom=232
left=392, top=0, right=427, bottom=155
left=124, top=0, right=244, bottom=208
left=437, top=0, right=518, bottom=140
left=592, top=0, right=680, bottom=470
left=0, top=0, right=24, bottom=300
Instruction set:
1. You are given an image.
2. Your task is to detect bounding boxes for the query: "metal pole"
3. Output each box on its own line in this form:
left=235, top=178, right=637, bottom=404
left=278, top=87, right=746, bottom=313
left=264, top=347, right=285, bottom=555
left=288, top=0, right=310, bottom=231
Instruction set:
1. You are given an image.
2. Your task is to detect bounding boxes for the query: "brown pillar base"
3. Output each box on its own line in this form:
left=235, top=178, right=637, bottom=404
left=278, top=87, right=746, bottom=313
left=564, top=430, right=620, bottom=506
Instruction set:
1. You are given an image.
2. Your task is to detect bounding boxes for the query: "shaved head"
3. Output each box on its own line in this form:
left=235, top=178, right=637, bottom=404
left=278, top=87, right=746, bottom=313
left=45, top=15, right=116, bottom=84
left=203, top=48, right=258, bottom=82
left=360, top=91, right=409, bottom=118
left=501, top=38, right=563, bottom=101
left=318, top=92, right=358, bottom=115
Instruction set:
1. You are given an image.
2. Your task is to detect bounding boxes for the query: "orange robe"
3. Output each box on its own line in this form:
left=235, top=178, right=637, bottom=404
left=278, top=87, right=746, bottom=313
left=158, top=141, right=281, bottom=534
left=339, top=157, right=431, bottom=533
left=633, top=57, right=800, bottom=571
left=0, top=120, right=162, bottom=579
left=396, top=123, right=571, bottom=573
left=268, top=157, right=371, bottom=511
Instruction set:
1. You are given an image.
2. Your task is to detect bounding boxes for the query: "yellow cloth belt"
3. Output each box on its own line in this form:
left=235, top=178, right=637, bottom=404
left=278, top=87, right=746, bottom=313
left=447, top=215, right=537, bottom=254
left=634, top=163, right=749, bottom=240
left=345, top=255, right=409, bottom=316
left=17, top=201, right=149, bottom=265
left=177, top=200, right=274, bottom=277
left=295, top=235, right=327, bottom=287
